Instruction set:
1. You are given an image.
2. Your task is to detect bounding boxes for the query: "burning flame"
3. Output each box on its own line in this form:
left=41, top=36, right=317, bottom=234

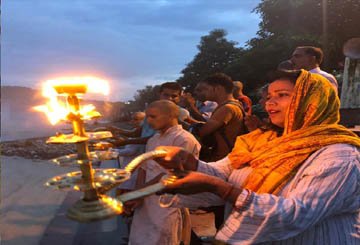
left=100, top=195, right=123, bottom=214
left=44, top=76, right=110, bottom=95
left=34, top=76, right=109, bottom=125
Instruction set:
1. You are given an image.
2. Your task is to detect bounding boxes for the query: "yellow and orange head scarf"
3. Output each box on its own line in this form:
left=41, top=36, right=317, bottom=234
left=228, top=70, right=360, bottom=194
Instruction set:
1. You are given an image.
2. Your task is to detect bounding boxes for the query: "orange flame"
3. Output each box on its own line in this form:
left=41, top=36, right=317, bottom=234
left=34, top=76, right=109, bottom=125
left=100, top=195, right=123, bottom=214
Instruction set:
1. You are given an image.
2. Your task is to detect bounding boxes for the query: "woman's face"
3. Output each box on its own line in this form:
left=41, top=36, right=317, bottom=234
left=265, top=79, right=295, bottom=128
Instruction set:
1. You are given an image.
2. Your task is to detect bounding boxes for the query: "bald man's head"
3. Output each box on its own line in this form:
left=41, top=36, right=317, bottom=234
left=132, top=111, right=145, bottom=120
left=147, top=100, right=180, bottom=118
left=130, top=111, right=145, bottom=126
left=145, top=100, right=179, bottom=132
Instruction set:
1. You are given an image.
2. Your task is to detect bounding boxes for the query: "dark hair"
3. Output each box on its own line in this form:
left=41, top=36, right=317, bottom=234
left=201, top=73, right=234, bottom=93
left=159, top=82, right=183, bottom=93
left=258, top=83, right=269, bottom=95
left=297, top=46, right=324, bottom=65
left=267, top=70, right=300, bottom=84
left=277, top=60, right=295, bottom=71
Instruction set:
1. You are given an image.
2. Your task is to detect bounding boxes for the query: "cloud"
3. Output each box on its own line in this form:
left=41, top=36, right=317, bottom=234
left=2, top=0, right=260, bottom=101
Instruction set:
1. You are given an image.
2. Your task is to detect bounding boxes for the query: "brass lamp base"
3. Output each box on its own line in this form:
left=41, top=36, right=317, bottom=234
left=67, top=195, right=123, bottom=222
left=66, top=174, right=180, bottom=223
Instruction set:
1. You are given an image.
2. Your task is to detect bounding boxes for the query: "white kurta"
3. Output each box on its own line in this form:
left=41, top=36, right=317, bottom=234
left=129, top=125, right=200, bottom=245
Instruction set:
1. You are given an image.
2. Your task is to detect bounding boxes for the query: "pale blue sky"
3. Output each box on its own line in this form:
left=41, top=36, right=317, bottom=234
left=2, top=0, right=261, bottom=101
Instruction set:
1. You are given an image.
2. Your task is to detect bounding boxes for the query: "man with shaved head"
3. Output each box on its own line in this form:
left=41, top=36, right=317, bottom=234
left=128, top=100, right=200, bottom=245
left=105, top=82, right=193, bottom=147
left=146, top=100, right=180, bottom=132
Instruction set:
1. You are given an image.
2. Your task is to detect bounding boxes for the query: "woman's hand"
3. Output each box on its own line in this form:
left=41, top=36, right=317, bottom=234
left=162, top=171, right=216, bottom=195
left=154, top=146, right=198, bottom=171
left=162, top=171, right=243, bottom=204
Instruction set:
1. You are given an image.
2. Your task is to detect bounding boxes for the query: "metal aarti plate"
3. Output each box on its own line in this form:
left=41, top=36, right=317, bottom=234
left=50, top=149, right=119, bottom=166
left=46, top=168, right=130, bottom=191
left=46, top=131, right=113, bottom=143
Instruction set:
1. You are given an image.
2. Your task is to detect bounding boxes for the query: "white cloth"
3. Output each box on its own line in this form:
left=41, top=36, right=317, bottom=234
left=129, top=125, right=200, bottom=245
left=116, top=144, right=144, bottom=190
left=309, top=67, right=338, bottom=92
left=161, top=144, right=360, bottom=245
left=196, top=100, right=218, bottom=121
left=178, top=106, right=190, bottom=122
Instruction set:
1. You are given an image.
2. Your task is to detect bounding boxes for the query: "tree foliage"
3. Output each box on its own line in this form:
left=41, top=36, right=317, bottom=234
left=126, top=85, right=160, bottom=112
left=177, top=29, right=243, bottom=91
left=228, top=34, right=321, bottom=92
left=177, top=0, right=360, bottom=96
left=128, top=0, right=360, bottom=109
left=253, top=0, right=360, bottom=69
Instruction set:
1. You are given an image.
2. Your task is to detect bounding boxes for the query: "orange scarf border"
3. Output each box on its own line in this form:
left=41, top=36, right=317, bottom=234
left=228, top=70, right=360, bottom=194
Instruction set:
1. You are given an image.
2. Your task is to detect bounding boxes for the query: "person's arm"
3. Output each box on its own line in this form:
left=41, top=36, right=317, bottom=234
left=155, top=147, right=234, bottom=209
left=112, top=136, right=151, bottom=147
left=155, top=146, right=233, bottom=178
left=187, top=103, right=207, bottom=122
left=109, top=125, right=142, bottom=137
left=198, top=105, right=233, bottom=137
left=197, top=118, right=223, bottom=137
left=183, top=116, right=203, bottom=125
left=159, top=145, right=359, bottom=243
left=161, top=171, right=242, bottom=204
left=178, top=120, right=191, bottom=131
left=216, top=144, right=359, bottom=244
left=116, top=144, right=141, bottom=157
left=180, top=94, right=207, bottom=122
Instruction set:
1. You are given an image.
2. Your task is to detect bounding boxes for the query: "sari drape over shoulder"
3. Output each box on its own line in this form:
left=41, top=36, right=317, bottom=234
left=228, top=70, right=360, bottom=194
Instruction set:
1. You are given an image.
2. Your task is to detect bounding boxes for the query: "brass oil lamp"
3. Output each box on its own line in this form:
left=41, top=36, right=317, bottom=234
left=34, top=77, right=176, bottom=222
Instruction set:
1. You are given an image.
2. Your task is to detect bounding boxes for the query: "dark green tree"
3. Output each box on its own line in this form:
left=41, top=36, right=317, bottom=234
left=129, top=0, right=360, bottom=109
left=227, top=34, right=319, bottom=93
left=177, top=29, right=243, bottom=90
left=127, top=85, right=160, bottom=112
left=228, top=0, right=360, bottom=93
left=253, top=0, right=360, bottom=70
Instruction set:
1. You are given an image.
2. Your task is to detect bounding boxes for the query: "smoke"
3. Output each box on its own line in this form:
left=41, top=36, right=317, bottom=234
left=0, top=86, right=123, bottom=141
left=1, top=102, right=67, bottom=141
left=0, top=86, right=67, bottom=141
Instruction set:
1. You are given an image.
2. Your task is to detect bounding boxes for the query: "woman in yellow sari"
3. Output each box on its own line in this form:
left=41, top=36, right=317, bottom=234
left=155, top=69, right=360, bottom=244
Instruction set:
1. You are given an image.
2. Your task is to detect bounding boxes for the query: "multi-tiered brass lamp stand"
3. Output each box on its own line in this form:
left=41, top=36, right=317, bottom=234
left=38, top=82, right=176, bottom=222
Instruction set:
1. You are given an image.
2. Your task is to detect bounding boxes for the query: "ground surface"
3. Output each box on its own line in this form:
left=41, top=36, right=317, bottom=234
left=1, top=156, right=216, bottom=245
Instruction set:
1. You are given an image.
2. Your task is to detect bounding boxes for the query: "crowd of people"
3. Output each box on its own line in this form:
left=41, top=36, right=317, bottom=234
left=98, top=46, right=359, bottom=245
